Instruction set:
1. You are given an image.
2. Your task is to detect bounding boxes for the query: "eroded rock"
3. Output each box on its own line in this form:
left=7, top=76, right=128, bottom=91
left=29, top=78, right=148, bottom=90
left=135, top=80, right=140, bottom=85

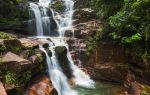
left=1, top=52, right=33, bottom=73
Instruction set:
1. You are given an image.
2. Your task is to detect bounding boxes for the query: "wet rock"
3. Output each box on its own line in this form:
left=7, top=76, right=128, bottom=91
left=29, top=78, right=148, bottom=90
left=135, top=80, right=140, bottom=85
left=0, top=81, right=7, bottom=95
left=1, top=52, right=33, bottom=73
left=55, top=46, right=73, bottom=79
left=46, top=48, right=52, bottom=57
left=25, top=75, right=58, bottom=95
left=55, top=46, right=67, bottom=54
left=27, top=49, right=45, bottom=64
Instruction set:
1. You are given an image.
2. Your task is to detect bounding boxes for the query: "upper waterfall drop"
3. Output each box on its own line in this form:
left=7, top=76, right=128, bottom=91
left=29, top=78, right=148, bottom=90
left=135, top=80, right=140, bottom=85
left=29, top=3, right=44, bottom=36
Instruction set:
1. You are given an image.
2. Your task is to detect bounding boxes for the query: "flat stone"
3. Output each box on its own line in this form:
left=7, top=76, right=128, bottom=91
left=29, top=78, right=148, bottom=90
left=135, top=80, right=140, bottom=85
left=1, top=52, right=33, bottom=73
left=19, top=38, right=50, bottom=49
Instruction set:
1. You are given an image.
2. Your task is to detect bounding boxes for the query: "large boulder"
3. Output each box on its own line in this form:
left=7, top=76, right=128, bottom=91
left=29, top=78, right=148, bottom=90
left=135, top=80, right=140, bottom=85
left=55, top=46, right=73, bottom=79
left=19, top=38, right=50, bottom=49
left=0, top=81, right=7, bottom=95
left=1, top=52, right=33, bottom=73
left=25, top=75, right=57, bottom=95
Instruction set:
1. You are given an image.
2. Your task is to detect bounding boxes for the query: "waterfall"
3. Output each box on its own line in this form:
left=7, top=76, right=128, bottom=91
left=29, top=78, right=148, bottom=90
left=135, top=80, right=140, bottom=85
left=29, top=3, right=44, bottom=36
left=66, top=45, right=95, bottom=88
left=29, top=0, right=95, bottom=94
left=29, top=0, right=51, bottom=36
left=40, top=45, right=77, bottom=95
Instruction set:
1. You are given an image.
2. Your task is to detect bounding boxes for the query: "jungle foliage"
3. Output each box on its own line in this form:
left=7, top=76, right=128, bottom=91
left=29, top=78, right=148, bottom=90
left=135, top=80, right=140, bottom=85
left=86, top=0, right=150, bottom=57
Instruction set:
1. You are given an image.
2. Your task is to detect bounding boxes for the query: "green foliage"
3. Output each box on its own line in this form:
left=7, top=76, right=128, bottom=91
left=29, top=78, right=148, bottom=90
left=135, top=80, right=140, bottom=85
left=2, top=71, right=19, bottom=86
left=51, top=1, right=65, bottom=12
left=121, top=33, right=142, bottom=44
left=0, top=32, right=16, bottom=39
left=0, top=45, right=7, bottom=52
left=86, top=0, right=150, bottom=57
left=89, top=0, right=124, bottom=19
left=140, top=84, right=150, bottom=95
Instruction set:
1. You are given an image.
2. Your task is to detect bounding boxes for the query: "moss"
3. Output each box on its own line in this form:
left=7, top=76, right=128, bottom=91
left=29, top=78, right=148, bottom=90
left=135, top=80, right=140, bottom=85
left=55, top=46, right=67, bottom=54
left=0, top=45, right=7, bottom=52
left=141, top=85, right=150, bottom=95
left=1, top=70, right=32, bottom=95
left=0, top=32, right=16, bottom=39
left=51, top=1, right=65, bottom=12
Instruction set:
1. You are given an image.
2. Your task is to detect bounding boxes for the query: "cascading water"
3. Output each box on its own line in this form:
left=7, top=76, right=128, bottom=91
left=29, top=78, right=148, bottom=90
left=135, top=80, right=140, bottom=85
left=29, top=0, right=52, bottom=36
left=29, top=0, right=95, bottom=94
left=29, top=3, right=44, bottom=36
left=40, top=45, right=77, bottom=95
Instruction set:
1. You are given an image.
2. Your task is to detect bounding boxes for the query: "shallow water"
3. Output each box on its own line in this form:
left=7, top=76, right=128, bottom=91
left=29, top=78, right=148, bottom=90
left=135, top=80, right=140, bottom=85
left=75, top=81, right=125, bottom=95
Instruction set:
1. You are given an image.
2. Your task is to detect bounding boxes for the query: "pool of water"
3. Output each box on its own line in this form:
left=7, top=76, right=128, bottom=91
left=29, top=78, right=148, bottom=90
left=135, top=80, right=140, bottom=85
left=75, top=81, right=125, bottom=95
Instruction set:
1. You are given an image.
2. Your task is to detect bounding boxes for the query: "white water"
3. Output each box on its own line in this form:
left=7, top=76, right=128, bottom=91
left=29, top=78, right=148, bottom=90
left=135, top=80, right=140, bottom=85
left=29, top=0, right=51, bottom=36
left=49, top=0, right=74, bottom=37
left=40, top=45, right=77, bottom=95
left=29, top=3, right=44, bottom=36
left=66, top=45, right=95, bottom=88
left=29, top=0, right=95, bottom=94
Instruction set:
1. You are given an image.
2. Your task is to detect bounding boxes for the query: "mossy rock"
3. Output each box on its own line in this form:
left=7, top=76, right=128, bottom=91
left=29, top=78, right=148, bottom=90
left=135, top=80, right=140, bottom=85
left=3, top=39, right=22, bottom=54
left=141, top=84, right=150, bottom=95
left=0, top=32, right=16, bottom=39
left=55, top=46, right=67, bottom=54
left=51, top=0, right=65, bottom=13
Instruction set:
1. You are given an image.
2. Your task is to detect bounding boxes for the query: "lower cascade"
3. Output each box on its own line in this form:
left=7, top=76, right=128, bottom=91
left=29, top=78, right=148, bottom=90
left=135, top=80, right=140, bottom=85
left=29, top=0, right=95, bottom=94
left=39, top=39, right=94, bottom=95
left=40, top=44, right=77, bottom=95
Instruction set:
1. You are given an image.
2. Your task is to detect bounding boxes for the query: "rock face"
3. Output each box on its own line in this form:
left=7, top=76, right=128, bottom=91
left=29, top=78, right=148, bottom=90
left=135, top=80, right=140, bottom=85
left=25, top=75, right=57, bottom=95
left=93, top=64, right=130, bottom=83
left=0, top=81, right=7, bottom=95
left=1, top=52, right=33, bottom=73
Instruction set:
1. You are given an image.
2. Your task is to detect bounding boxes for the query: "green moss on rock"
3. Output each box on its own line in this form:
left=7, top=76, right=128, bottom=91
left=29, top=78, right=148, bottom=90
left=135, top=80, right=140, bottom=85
left=141, top=85, right=150, bottom=95
left=0, top=32, right=16, bottom=39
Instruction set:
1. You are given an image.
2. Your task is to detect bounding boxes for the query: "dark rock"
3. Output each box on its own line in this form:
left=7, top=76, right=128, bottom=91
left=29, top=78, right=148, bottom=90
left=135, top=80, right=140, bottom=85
left=46, top=49, right=52, bottom=57
left=55, top=46, right=67, bottom=54
left=55, top=46, right=73, bottom=79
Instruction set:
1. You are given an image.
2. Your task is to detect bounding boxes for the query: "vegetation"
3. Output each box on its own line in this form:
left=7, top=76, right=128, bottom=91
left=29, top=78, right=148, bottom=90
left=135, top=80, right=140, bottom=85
left=86, top=0, right=150, bottom=59
left=0, top=0, right=28, bottom=29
